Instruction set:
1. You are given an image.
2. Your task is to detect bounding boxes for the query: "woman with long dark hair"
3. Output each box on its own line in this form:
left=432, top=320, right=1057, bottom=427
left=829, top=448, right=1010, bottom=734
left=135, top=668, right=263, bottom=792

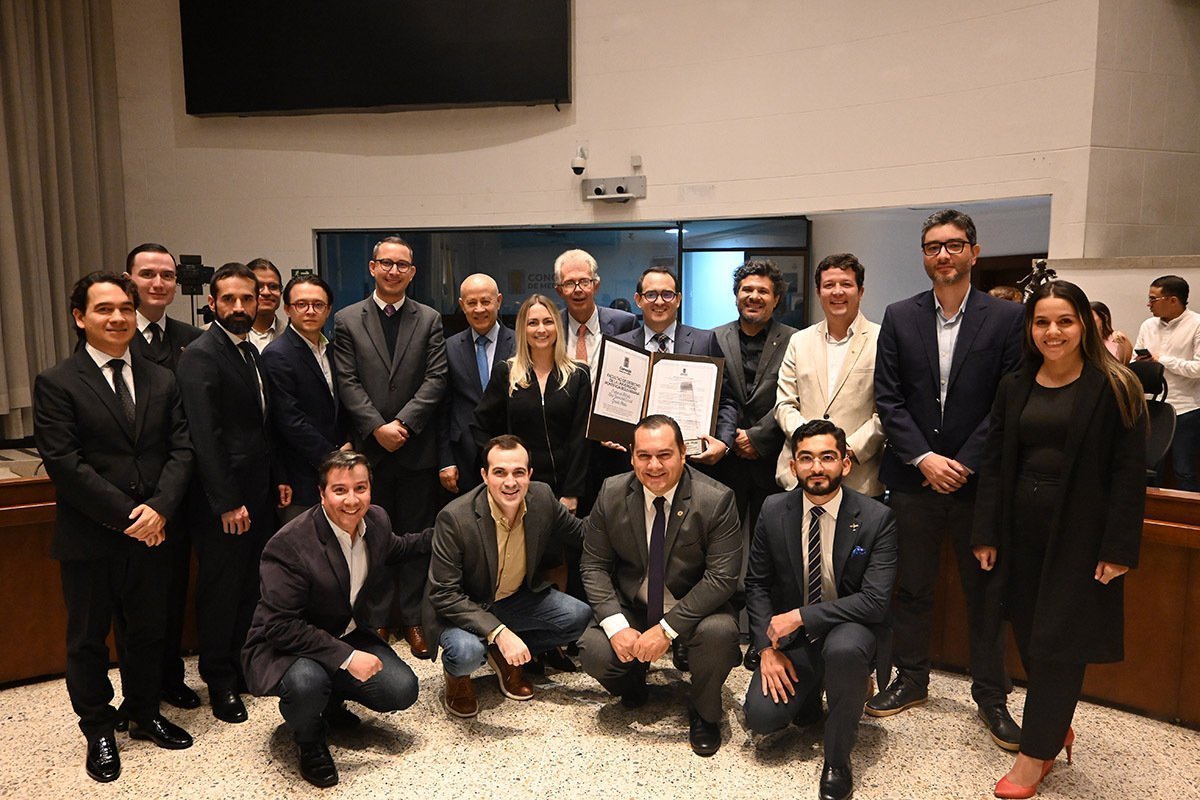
left=972, top=281, right=1146, bottom=798
left=1090, top=300, right=1133, bottom=363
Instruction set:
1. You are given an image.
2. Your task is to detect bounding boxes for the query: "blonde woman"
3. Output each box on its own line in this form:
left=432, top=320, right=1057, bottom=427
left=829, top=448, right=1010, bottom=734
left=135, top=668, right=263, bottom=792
left=472, top=294, right=591, bottom=512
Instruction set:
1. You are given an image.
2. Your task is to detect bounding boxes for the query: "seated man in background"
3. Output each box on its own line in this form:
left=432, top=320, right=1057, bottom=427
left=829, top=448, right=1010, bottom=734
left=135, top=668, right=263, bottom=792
left=241, top=450, right=432, bottom=788
left=743, top=420, right=897, bottom=800
left=425, top=435, right=591, bottom=718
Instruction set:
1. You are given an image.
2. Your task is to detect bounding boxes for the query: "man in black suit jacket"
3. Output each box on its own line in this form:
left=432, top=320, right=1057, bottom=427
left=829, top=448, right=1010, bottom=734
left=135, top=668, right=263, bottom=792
left=425, top=435, right=591, bottom=718
left=242, top=450, right=431, bottom=788
left=262, top=275, right=347, bottom=519
left=177, top=263, right=291, bottom=724
left=579, top=415, right=742, bottom=757
left=743, top=420, right=897, bottom=800
left=34, top=273, right=195, bottom=782
left=123, top=242, right=205, bottom=710
left=867, top=209, right=1024, bottom=750
left=332, top=234, right=447, bottom=658
left=436, top=273, right=516, bottom=496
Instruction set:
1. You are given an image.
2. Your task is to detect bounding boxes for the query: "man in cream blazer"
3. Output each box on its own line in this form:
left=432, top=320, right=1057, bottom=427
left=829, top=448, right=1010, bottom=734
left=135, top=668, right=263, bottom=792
left=774, top=254, right=884, bottom=497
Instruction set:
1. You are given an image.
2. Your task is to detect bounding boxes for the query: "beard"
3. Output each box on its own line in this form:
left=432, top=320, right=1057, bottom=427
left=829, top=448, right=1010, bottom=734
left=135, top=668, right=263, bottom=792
left=219, top=311, right=254, bottom=335
left=803, top=470, right=843, bottom=497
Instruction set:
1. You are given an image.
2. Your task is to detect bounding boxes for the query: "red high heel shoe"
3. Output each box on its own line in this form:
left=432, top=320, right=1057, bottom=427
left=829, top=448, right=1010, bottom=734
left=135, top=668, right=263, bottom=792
left=993, top=727, right=1075, bottom=799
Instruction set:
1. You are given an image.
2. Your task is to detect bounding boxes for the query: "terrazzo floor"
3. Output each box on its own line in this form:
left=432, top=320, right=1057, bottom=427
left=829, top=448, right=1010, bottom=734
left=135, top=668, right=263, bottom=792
left=2, top=649, right=1197, bottom=800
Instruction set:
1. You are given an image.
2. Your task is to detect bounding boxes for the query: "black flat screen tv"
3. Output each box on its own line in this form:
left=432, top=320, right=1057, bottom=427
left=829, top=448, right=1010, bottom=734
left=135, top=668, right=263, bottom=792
left=180, top=1, right=571, bottom=116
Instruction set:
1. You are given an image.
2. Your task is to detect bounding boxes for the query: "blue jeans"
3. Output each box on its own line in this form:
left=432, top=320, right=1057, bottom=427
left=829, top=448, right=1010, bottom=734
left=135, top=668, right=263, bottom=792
left=275, top=629, right=418, bottom=743
left=1167, top=408, right=1200, bottom=492
left=440, top=588, right=591, bottom=677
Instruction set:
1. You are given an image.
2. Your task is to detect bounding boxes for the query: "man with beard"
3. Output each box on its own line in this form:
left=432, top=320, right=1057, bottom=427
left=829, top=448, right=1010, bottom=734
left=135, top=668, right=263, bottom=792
left=742, top=420, right=897, bottom=800
left=177, top=263, right=292, bottom=724
left=246, top=258, right=287, bottom=352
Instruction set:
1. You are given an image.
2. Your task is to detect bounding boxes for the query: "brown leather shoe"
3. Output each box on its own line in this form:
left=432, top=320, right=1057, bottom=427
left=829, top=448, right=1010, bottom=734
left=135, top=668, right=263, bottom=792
left=401, top=625, right=430, bottom=659
left=376, top=628, right=391, bottom=643
left=486, top=644, right=534, bottom=701
left=442, top=671, right=478, bottom=718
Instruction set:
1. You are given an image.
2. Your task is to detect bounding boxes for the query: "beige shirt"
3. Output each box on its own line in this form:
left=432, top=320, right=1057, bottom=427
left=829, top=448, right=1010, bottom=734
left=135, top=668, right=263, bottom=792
left=488, top=494, right=527, bottom=602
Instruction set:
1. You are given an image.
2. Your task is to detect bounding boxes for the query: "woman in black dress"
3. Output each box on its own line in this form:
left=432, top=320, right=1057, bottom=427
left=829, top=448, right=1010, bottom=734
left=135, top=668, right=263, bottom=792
left=472, top=293, right=591, bottom=512
left=973, top=281, right=1146, bottom=799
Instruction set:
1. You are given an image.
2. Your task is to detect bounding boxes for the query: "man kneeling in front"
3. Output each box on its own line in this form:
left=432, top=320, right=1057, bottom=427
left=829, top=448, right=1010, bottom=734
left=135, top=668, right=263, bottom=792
left=425, top=434, right=592, bottom=718
left=241, top=450, right=432, bottom=788
left=743, top=420, right=897, bottom=800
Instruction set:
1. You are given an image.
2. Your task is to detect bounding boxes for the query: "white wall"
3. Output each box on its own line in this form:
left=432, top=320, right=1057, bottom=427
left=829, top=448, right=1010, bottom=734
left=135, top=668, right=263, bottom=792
left=112, top=0, right=1105, bottom=288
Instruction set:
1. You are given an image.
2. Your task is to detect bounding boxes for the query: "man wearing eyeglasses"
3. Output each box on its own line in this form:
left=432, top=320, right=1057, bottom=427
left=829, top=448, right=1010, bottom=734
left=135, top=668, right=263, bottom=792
left=332, top=235, right=448, bottom=659
left=1135, top=275, right=1200, bottom=491
left=262, top=275, right=349, bottom=523
left=868, top=209, right=1024, bottom=751
left=246, top=258, right=288, bottom=352
left=554, top=249, right=638, bottom=375
left=742, top=419, right=897, bottom=800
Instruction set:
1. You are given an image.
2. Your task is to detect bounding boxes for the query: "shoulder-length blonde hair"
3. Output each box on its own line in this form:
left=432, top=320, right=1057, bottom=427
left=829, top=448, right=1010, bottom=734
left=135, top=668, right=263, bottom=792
left=507, top=294, right=580, bottom=395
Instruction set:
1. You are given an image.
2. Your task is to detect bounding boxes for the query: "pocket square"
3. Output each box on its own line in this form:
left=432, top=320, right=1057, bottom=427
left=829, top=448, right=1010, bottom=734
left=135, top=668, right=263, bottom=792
left=850, top=545, right=867, bottom=558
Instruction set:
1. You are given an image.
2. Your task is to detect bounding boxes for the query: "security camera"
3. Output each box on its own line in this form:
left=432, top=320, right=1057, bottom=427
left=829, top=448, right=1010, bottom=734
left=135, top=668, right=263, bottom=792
left=571, top=154, right=587, bottom=175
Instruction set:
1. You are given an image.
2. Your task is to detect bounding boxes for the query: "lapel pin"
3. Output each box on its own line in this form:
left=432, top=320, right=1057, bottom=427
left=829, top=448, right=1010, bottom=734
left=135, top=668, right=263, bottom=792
left=850, top=522, right=860, bottom=532
left=676, top=510, right=684, bottom=517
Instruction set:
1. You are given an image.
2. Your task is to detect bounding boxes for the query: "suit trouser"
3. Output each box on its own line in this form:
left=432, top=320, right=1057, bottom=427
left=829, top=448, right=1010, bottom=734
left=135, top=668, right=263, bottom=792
left=195, top=516, right=270, bottom=689
left=275, top=629, right=418, bottom=743
left=743, top=622, right=876, bottom=768
left=159, top=522, right=192, bottom=688
left=373, top=457, right=436, bottom=628
left=59, top=544, right=169, bottom=740
left=888, top=486, right=1010, bottom=707
left=578, top=608, right=740, bottom=723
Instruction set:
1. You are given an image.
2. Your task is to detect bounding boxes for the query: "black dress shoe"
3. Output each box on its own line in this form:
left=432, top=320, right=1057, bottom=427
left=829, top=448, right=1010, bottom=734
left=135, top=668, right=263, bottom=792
left=819, top=761, right=853, bottom=800
left=687, top=705, right=721, bottom=757
left=672, top=640, right=690, bottom=672
left=539, top=646, right=578, bottom=673
left=298, top=740, right=339, bottom=788
left=86, top=734, right=121, bottom=783
left=210, top=688, right=248, bottom=724
left=161, top=682, right=202, bottom=710
left=620, top=679, right=649, bottom=709
left=864, top=676, right=927, bottom=717
left=792, top=689, right=825, bottom=728
left=979, top=704, right=1021, bottom=751
left=128, top=715, right=194, bottom=750
left=742, top=645, right=760, bottom=672
left=324, top=701, right=361, bottom=730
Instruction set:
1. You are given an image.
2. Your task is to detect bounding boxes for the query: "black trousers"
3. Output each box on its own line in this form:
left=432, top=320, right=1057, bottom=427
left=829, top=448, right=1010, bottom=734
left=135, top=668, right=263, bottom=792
left=888, top=486, right=1010, bottom=707
left=159, top=521, right=192, bottom=688
left=372, top=458, right=436, bottom=628
left=1010, top=473, right=1086, bottom=760
left=59, top=544, right=169, bottom=741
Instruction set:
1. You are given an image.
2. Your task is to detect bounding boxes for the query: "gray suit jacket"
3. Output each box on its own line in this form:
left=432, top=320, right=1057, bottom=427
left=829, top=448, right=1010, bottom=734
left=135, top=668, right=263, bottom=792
left=580, top=466, right=741, bottom=638
left=332, top=296, right=448, bottom=469
left=423, top=482, right=584, bottom=658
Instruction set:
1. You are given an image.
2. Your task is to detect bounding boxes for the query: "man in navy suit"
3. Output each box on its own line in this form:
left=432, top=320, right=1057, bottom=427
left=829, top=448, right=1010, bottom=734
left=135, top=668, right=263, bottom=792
left=743, top=420, right=897, bottom=800
left=437, top=273, right=515, bottom=496
left=867, top=209, right=1024, bottom=751
left=262, top=275, right=347, bottom=522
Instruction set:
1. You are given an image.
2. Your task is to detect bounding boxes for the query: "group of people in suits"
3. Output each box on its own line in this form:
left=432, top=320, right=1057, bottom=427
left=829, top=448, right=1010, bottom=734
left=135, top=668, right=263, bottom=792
left=33, top=208, right=1148, bottom=800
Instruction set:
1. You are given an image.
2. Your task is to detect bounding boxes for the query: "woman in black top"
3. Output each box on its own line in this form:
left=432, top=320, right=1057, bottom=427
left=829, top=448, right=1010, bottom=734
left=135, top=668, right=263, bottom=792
left=472, top=294, right=591, bottom=512
left=973, top=281, right=1146, bottom=799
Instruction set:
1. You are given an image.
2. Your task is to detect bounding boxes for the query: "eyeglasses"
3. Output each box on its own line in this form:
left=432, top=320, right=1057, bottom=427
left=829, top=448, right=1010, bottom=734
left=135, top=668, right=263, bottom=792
left=289, top=300, right=329, bottom=312
left=557, top=278, right=595, bottom=291
left=1147, top=296, right=1170, bottom=305
left=793, top=453, right=843, bottom=467
left=259, top=282, right=282, bottom=293
left=373, top=259, right=415, bottom=273
left=921, top=240, right=971, bottom=257
left=639, top=290, right=678, bottom=303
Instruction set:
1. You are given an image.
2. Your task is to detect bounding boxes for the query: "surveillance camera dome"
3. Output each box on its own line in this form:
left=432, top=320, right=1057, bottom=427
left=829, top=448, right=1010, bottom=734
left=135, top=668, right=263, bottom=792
left=571, top=155, right=587, bottom=175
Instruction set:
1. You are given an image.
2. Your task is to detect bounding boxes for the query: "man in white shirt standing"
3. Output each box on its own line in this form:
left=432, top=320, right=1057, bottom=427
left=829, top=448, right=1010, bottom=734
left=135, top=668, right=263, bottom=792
left=245, top=258, right=287, bottom=352
left=1135, top=275, right=1200, bottom=491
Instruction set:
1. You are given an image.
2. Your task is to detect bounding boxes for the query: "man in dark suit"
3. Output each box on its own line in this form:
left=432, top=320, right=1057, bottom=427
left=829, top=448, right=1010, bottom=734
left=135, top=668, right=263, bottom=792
left=743, top=420, right=898, bottom=800
left=579, top=415, right=742, bottom=757
left=262, top=275, right=347, bottom=522
left=425, top=435, right=591, bottom=717
left=177, top=263, right=292, bottom=724
left=615, top=267, right=739, bottom=463
left=437, top=273, right=515, bottom=497
left=123, top=242, right=204, bottom=710
left=34, top=272, right=195, bottom=782
left=242, top=450, right=431, bottom=788
left=868, top=209, right=1024, bottom=750
left=333, top=234, right=447, bottom=659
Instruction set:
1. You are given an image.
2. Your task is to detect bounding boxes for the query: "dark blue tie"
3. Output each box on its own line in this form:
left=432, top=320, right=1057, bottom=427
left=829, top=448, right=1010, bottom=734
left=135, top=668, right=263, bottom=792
left=807, top=506, right=824, bottom=605
left=647, top=496, right=667, bottom=625
left=475, top=334, right=491, bottom=390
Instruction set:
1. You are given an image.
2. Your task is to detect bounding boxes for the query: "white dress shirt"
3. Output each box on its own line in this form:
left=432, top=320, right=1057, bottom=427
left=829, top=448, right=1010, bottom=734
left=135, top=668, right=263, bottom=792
left=800, top=490, right=842, bottom=604
left=824, top=323, right=855, bottom=402
left=323, top=510, right=369, bottom=668
left=295, top=326, right=335, bottom=396
left=912, top=291, right=967, bottom=467
left=566, top=306, right=602, bottom=373
left=599, top=482, right=681, bottom=641
left=84, top=343, right=135, bottom=402
left=215, top=320, right=265, bottom=412
left=1136, top=309, right=1200, bottom=415
left=247, top=314, right=286, bottom=353
left=642, top=321, right=679, bottom=354
left=372, top=292, right=406, bottom=313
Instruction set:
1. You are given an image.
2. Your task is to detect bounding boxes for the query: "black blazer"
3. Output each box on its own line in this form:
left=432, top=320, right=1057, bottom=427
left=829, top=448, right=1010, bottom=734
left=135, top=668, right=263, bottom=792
left=874, top=288, right=1023, bottom=492
left=176, top=325, right=277, bottom=520
left=33, top=349, right=193, bottom=561
left=437, top=324, right=516, bottom=485
left=972, top=364, right=1146, bottom=663
left=745, top=487, right=897, bottom=652
left=613, top=324, right=739, bottom=446
left=261, top=326, right=345, bottom=508
left=241, top=504, right=432, bottom=696
left=471, top=360, right=592, bottom=498
left=130, top=316, right=203, bottom=373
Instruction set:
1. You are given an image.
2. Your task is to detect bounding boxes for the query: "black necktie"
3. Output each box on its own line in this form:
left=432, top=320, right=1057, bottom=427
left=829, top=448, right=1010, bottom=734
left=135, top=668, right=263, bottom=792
left=108, top=359, right=135, bottom=425
left=807, top=506, right=824, bottom=605
left=647, top=496, right=667, bottom=625
left=147, top=322, right=168, bottom=361
left=237, top=341, right=263, bottom=410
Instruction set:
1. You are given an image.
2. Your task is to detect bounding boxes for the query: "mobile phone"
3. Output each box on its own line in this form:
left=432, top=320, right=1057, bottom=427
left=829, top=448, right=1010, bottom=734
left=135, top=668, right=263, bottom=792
left=1135, top=348, right=1151, bottom=358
